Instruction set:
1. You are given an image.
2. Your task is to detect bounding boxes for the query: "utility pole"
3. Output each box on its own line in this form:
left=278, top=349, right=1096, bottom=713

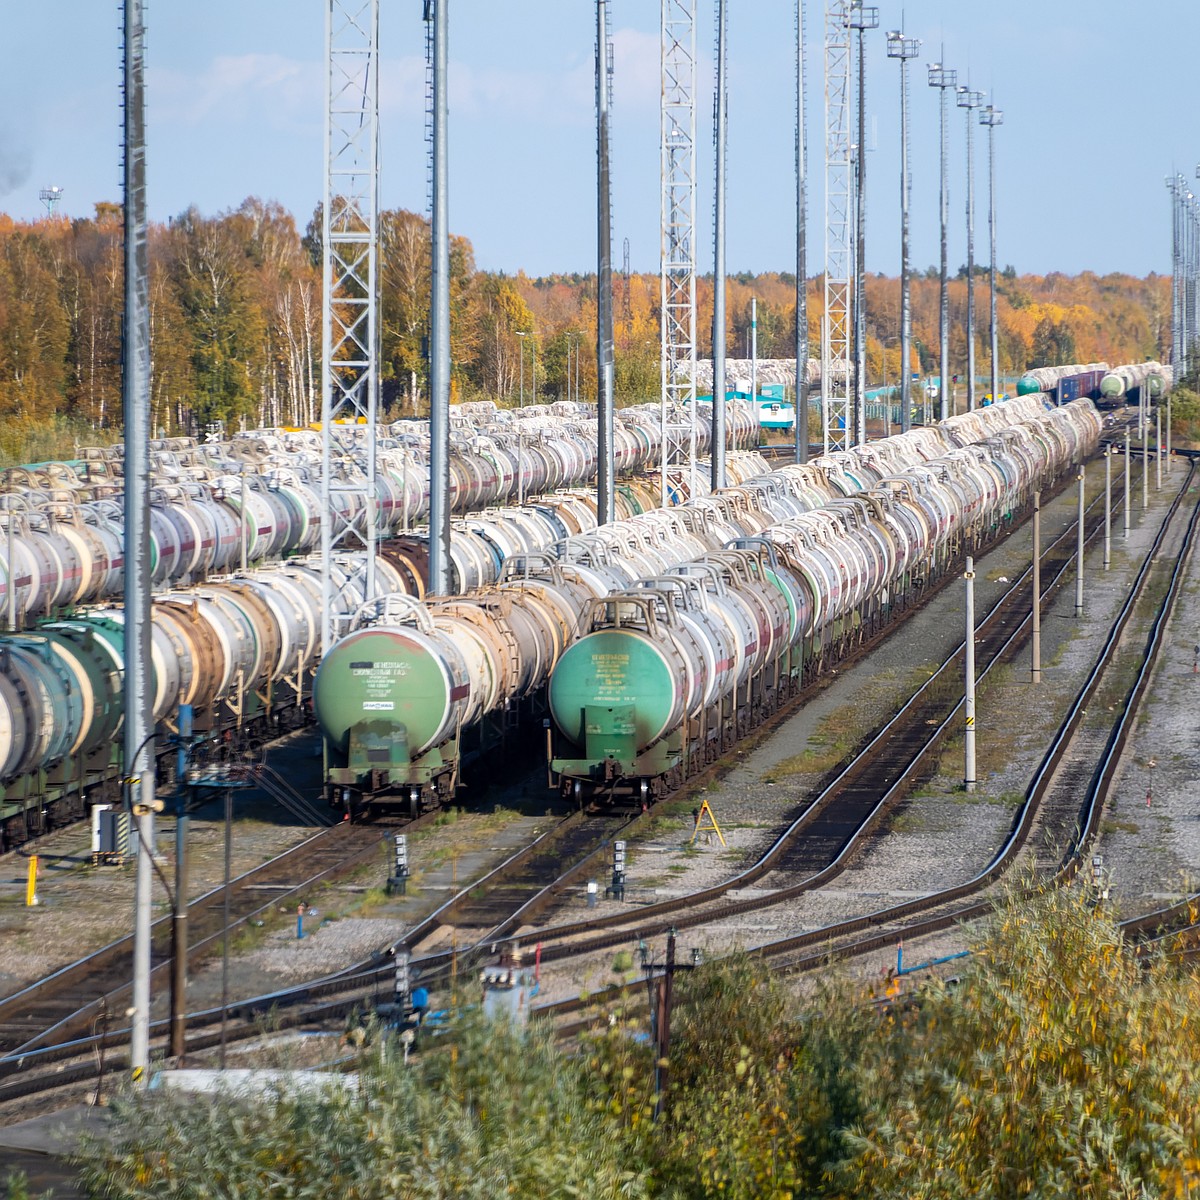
left=928, top=61, right=957, bottom=422
left=1075, top=467, right=1085, bottom=618
left=123, top=0, right=157, bottom=1085
left=1123, top=430, right=1131, bottom=539
left=795, top=0, right=809, bottom=464
left=597, top=0, right=616, bottom=522
left=957, top=85, right=983, bottom=411
left=428, top=0, right=450, bottom=593
left=1103, top=446, right=1111, bottom=571
left=980, top=102, right=1003, bottom=403
left=964, top=556, right=976, bottom=793
left=1156, top=406, right=1163, bottom=491
left=750, top=297, right=758, bottom=408
left=887, top=29, right=920, bottom=434
left=1031, top=491, right=1041, bottom=685
left=711, top=0, right=728, bottom=491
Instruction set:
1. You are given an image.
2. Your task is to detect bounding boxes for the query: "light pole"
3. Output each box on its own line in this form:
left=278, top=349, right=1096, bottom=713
left=38, top=185, right=64, bottom=218
left=794, top=0, right=809, bottom=464
left=712, top=0, right=728, bottom=491
left=849, top=1, right=879, bottom=446
left=887, top=30, right=920, bottom=434
left=964, top=556, right=976, bottom=793
left=928, top=61, right=957, bottom=421
left=1103, top=446, right=1111, bottom=571
left=957, top=85, right=984, bottom=411
left=980, top=102, right=1003, bottom=405
left=1168, top=176, right=1181, bottom=371
left=516, top=331, right=527, bottom=407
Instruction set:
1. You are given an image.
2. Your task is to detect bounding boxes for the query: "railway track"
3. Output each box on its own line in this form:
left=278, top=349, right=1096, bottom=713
left=340, top=451, right=1120, bottom=995
left=397, top=451, right=1155, bottom=967
left=736, top=455, right=1200, bottom=974
left=0, top=798, right=638, bottom=1101
left=0, top=817, right=395, bottom=1059
left=0, top=439, right=1175, bottom=1107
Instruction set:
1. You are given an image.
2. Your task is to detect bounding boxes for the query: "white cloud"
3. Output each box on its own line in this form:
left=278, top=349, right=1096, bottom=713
left=149, top=54, right=321, bottom=131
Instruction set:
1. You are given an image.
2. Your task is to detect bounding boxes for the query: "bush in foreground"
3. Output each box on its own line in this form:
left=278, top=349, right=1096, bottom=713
left=77, top=888, right=1200, bottom=1198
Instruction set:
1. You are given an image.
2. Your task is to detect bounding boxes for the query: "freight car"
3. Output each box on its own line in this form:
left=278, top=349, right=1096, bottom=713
left=312, top=395, right=1100, bottom=813
left=546, top=398, right=1103, bottom=800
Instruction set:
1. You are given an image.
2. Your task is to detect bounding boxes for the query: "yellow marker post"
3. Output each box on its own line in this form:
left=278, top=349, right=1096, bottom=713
left=690, top=799, right=727, bottom=847
left=25, top=855, right=39, bottom=907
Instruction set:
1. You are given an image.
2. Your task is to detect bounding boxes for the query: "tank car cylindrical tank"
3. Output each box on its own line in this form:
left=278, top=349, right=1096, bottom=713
left=548, top=549, right=808, bottom=785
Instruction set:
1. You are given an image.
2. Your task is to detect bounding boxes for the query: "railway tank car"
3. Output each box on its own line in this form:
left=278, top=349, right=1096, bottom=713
left=313, top=396, right=1101, bottom=813
left=546, top=399, right=1102, bottom=800
left=1098, top=362, right=1173, bottom=408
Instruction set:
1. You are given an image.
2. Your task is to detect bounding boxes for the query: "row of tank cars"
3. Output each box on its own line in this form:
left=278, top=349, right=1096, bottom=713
left=0, top=400, right=766, bottom=849
left=1098, top=361, right=1173, bottom=407
left=314, top=394, right=1103, bottom=812
left=0, top=398, right=763, bottom=628
left=1013, top=360, right=1174, bottom=409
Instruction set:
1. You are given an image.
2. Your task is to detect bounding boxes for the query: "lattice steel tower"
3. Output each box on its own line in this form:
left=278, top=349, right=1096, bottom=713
left=822, top=1, right=853, bottom=452
left=660, top=0, right=698, bottom=504
left=321, top=0, right=380, bottom=654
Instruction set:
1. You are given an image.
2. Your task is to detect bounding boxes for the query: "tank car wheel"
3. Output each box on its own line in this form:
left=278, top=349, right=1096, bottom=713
left=572, top=780, right=584, bottom=809
left=409, top=787, right=421, bottom=820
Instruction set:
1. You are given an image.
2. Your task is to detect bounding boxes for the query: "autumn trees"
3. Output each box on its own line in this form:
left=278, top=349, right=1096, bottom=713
left=0, top=197, right=1177, bottom=461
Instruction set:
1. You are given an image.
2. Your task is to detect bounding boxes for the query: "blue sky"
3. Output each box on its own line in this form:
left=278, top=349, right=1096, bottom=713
left=4, top=2, right=1195, bottom=278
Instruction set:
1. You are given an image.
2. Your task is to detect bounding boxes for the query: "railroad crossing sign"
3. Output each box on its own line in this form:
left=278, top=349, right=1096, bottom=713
left=690, top=799, right=726, bottom=847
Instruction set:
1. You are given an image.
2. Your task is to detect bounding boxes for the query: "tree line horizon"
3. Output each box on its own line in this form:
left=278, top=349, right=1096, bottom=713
left=0, top=197, right=1170, bottom=458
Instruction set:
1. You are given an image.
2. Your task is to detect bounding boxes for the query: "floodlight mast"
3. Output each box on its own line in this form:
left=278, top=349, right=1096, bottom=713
left=795, top=0, right=809, bottom=464
left=822, top=1, right=853, bottom=453
left=38, top=185, right=64, bottom=217
left=711, top=0, right=728, bottom=491
left=980, top=103, right=1003, bottom=406
left=1168, top=175, right=1182, bottom=371
left=848, top=2, right=878, bottom=446
left=660, top=0, right=698, bottom=505
left=887, top=30, right=920, bottom=432
left=321, top=0, right=381, bottom=645
left=928, top=62, right=957, bottom=420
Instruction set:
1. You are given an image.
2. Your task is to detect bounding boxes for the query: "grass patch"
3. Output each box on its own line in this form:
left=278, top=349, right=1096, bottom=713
left=1101, top=819, right=1140, bottom=835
